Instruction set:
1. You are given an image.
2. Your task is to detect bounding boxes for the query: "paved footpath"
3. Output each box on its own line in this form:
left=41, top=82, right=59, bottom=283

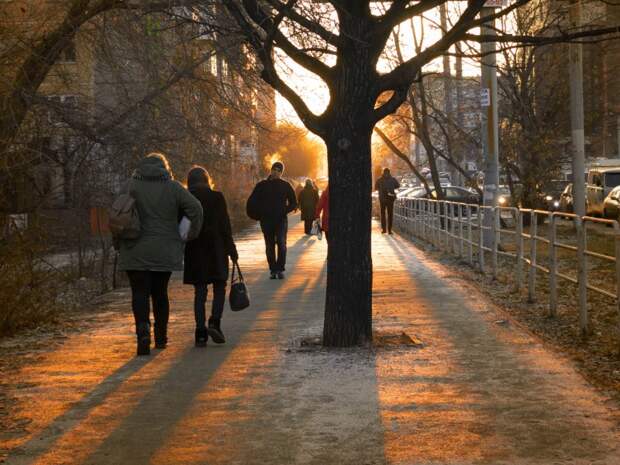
left=1, top=218, right=620, bottom=465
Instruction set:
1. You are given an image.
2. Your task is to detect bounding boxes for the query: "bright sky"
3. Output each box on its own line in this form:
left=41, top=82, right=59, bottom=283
left=275, top=4, right=484, bottom=124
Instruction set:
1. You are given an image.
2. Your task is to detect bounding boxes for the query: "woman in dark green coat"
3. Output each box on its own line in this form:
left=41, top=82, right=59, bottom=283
left=298, top=179, right=319, bottom=234
left=118, top=153, right=203, bottom=356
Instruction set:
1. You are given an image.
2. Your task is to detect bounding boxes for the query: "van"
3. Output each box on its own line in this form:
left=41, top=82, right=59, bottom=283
left=586, top=167, right=620, bottom=215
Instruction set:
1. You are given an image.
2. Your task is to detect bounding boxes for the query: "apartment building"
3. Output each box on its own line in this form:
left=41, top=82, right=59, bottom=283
left=1, top=1, right=275, bottom=217
left=0, top=0, right=98, bottom=211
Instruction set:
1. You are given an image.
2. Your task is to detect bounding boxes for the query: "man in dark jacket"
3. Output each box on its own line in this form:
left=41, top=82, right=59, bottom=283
left=247, top=161, right=297, bottom=279
left=375, top=167, right=400, bottom=234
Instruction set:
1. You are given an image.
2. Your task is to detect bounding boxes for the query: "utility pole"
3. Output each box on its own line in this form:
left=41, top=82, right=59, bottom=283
left=456, top=42, right=464, bottom=184
left=569, top=0, right=586, bottom=217
left=617, top=115, right=620, bottom=156
left=456, top=43, right=464, bottom=130
left=440, top=4, right=454, bottom=183
left=481, top=5, right=499, bottom=245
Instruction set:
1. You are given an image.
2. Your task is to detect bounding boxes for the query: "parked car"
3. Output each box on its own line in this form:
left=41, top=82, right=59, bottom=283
left=403, top=186, right=479, bottom=203
left=397, top=187, right=421, bottom=198
left=541, top=180, right=569, bottom=212
left=497, top=186, right=513, bottom=207
left=603, top=185, right=620, bottom=221
left=403, top=187, right=429, bottom=199
left=559, top=183, right=573, bottom=213
left=586, top=166, right=620, bottom=215
left=431, top=186, right=481, bottom=204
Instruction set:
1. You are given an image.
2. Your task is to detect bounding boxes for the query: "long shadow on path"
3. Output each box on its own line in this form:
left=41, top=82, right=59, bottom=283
left=5, top=220, right=385, bottom=465
left=376, top=234, right=620, bottom=464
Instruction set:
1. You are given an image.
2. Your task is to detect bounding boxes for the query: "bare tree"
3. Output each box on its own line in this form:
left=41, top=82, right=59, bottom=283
left=220, top=0, right=620, bottom=347
left=0, top=1, right=271, bottom=333
left=497, top=2, right=572, bottom=209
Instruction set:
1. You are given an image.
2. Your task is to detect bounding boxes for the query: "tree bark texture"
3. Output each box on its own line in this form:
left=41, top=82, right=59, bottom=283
left=321, top=16, right=377, bottom=346
left=323, top=127, right=373, bottom=347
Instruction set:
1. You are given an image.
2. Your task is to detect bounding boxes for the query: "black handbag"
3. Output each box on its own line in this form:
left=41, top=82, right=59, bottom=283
left=229, top=261, right=250, bottom=311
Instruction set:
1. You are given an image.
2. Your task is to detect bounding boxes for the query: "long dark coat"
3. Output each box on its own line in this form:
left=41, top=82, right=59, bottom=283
left=183, top=184, right=238, bottom=284
left=298, top=186, right=319, bottom=221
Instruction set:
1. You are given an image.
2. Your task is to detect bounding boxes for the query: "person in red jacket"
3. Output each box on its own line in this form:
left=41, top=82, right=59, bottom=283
left=315, top=185, right=329, bottom=241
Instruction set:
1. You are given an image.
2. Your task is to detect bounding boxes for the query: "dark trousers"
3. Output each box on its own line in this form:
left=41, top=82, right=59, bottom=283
left=380, top=198, right=395, bottom=232
left=260, top=218, right=288, bottom=272
left=126, top=271, right=172, bottom=334
left=303, top=218, right=313, bottom=234
left=194, top=281, right=226, bottom=329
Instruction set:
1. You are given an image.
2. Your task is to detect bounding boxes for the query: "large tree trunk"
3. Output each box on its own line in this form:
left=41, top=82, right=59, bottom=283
left=320, top=12, right=378, bottom=347
left=323, top=124, right=373, bottom=347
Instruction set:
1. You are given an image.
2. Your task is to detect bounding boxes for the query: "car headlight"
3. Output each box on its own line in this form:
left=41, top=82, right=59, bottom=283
left=545, top=195, right=553, bottom=201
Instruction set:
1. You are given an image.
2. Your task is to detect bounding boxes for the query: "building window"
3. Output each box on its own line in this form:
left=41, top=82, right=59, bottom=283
left=210, top=53, right=218, bottom=76
left=46, top=95, right=78, bottom=126
left=59, top=38, right=77, bottom=63
left=221, top=58, right=228, bottom=80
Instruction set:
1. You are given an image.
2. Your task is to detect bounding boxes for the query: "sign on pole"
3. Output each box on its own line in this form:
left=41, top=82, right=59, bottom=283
left=480, top=88, right=490, bottom=107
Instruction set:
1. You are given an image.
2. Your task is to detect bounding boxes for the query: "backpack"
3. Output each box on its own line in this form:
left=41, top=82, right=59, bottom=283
left=109, top=193, right=141, bottom=239
left=246, top=187, right=261, bottom=221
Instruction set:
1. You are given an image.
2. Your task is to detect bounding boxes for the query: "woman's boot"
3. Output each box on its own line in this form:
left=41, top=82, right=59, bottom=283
left=207, top=317, right=225, bottom=344
left=154, top=322, right=168, bottom=349
left=195, top=328, right=208, bottom=347
left=136, top=322, right=151, bottom=356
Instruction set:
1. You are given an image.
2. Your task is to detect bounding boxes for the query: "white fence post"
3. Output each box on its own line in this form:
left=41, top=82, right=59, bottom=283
left=528, top=212, right=538, bottom=303
left=435, top=202, right=441, bottom=248
left=515, top=209, right=523, bottom=292
left=458, top=205, right=464, bottom=258
left=468, top=205, right=473, bottom=266
left=576, top=217, right=588, bottom=336
left=492, top=207, right=499, bottom=280
left=478, top=207, right=485, bottom=272
left=549, top=213, right=558, bottom=317
left=614, top=222, right=620, bottom=346
left=450, top=203, right=457, bottom=254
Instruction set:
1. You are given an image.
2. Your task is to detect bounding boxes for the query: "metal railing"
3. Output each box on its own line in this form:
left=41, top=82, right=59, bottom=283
left=393, top=198, right=620, bottom=337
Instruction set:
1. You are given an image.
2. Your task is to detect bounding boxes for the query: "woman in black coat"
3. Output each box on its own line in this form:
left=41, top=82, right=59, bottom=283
left=184, top=166, right=238, bottom=347
left=298, top=179, right=319, bottom=234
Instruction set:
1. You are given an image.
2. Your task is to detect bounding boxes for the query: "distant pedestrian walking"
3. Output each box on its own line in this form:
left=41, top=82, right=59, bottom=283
left=246, top=161, right=297, bottom=279
left=183, top=166, right=238, bottom=347
left=294, top=182, right=304, bottom=205
left=116, top=153, right=203, bottom=356
left=375, top=168, right=400, bottom=234
left=298, top=179, right=319, bottom=234
left=315, top=184, right=329, bottom=241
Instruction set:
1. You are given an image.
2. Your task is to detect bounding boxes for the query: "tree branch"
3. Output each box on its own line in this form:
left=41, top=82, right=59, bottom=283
left=239, top=0, right=334, bottom=82
left=372, top=87, right=408, bottom=124
left=379, top=0, right=486, bottom=93
left=222, top=0, right=325, bottom=135
left=374, top=126, right=432, bottom=194
left=373, top=0, right=446, bottom=38
left=463, top=25, right=620, bottom=45
left=262, top=0, right=342, bottom=47
left=1, top=0, right=129, bottom=156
